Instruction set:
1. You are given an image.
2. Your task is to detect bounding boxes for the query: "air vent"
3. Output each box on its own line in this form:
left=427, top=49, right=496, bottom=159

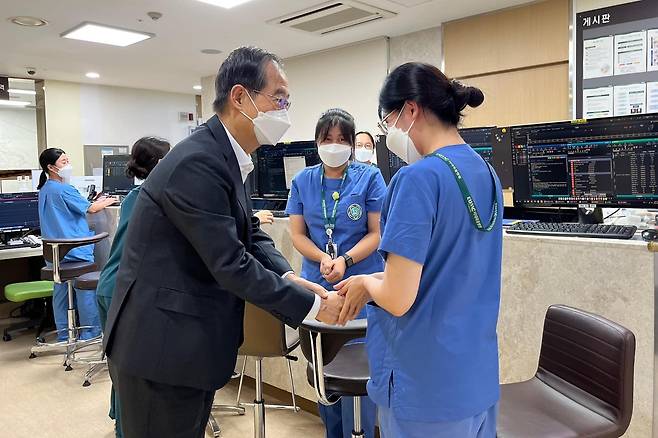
left=269, top=1, right=396, bottom=35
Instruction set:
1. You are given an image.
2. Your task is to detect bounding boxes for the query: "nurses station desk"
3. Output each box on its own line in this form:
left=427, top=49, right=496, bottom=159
left=97, top=210, right=654, bottom=437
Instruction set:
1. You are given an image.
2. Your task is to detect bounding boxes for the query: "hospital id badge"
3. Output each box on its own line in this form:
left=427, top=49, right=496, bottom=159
left=325, top=241, right=338, bottom=260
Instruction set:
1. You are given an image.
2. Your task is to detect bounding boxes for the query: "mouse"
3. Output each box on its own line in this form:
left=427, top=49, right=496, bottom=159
left=642, top=229, right=658, bottom=242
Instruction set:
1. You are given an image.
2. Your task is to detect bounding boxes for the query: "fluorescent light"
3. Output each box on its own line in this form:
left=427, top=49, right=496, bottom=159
left=0, top=100, right=30, bottom=107
left=193, top=85, right=202, bottom=90
left=195, top=0, right=254, bottom=9
left=8, top=89, right=36, bottom=95
left=86, top=72, right=100, bottom=79
left=61, top=22, right=154, bottom=47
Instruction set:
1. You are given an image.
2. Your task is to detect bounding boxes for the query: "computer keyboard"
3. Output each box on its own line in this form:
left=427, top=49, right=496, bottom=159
left=272, top=211, right=289, bottom=218
left=0, top=242, right=39, bottom=251
left=506, top=222, right=637, bottom=240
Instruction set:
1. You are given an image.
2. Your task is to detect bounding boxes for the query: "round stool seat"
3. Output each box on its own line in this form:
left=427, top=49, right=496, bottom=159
left=41, top=261, right=97, bottom=281
left=5, top=281, right=54, bottom=303
left=75, top=271, right=100, bottom=290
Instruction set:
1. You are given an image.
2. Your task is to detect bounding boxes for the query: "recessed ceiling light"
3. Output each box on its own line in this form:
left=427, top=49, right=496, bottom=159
left=86, top=72, right=100, bottom=79
left=195, top=0, right=254, bottom=9
left=193, top=85, right=203, bottom=91
left=61, top=22, right=154, bottom=47
left=9, top=16, right=48, bottom=27
left=0, top=100, right=30, bottom=107
left=201, top=48, right=222, bottom=55
left=8, top=89, right=37, bottom=96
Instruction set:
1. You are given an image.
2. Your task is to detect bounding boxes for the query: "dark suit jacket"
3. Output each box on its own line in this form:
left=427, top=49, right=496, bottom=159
left=104, top=115, right=315, bottom=391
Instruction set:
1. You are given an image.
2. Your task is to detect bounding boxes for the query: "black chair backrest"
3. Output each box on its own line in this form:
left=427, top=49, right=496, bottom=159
left=298, top=319, right=367, bottom=366
left=537, top=305, right=635, bottom=431
left=42, top=232, right=109, bottom=262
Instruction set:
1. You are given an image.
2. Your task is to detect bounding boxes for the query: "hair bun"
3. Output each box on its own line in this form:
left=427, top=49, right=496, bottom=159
left=451, top=81, right=484, bottom=110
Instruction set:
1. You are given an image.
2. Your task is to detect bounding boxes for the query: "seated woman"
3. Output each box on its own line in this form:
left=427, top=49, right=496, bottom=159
left=37, top=148, right=116, bottom=341
left=286, top=108, right=387, bottom=438
left=95, top=136, right=171, bottom=438
left=354, top=131, right=377, bottom=166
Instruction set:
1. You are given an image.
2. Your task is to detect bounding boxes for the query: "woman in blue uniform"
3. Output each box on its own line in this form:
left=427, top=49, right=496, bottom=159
left=96, top=136, right=171, bottom=438
left=37, top=148, right=116, bottom=341
left=336, top=63, right=503, bottom=437
left=286, top=108, right=386, bottom=438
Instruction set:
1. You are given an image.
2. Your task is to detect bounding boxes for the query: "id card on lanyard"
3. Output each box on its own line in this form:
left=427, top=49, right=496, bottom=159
left=321, top=167, right=348, bottom=259
left=430, top=152, right=498, bottom=232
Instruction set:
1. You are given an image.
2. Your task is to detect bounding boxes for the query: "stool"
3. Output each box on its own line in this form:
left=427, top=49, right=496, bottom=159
left=3, top=281, right=54, bottom=342
left=75, top=271, right=107, bottom=387
left=497, top=305, right=635, bottom=438
left=30, top=233, right=109, bottom=370
left=210, top=303, right=301, bottom=438
left=299, top=319, right=368, bottom=438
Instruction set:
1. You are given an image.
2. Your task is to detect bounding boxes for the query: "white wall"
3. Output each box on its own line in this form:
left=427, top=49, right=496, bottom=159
left=575, top=0, right=639, bottom=13
left=283, top=38, right=388, bottom=141
left=389, top=26, right=442, bottom=70
left=80, top=84, right=196, bottom=147
left=44, top=80, right=84, bottom=169
left=0, top=107, right=38, bottom=170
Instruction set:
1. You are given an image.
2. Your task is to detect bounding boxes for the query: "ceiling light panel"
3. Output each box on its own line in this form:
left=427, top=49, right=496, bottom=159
left=8, top=89, right=36, bottom=95
left=195, top=0, right=255, bottom=9
left=61, top=22, right=154, bottom=47
left=0, top=100, right=30, bottom=107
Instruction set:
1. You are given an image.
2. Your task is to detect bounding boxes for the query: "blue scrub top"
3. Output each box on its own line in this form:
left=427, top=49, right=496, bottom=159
left=38, top=179, right=93, bottom=262
left=285, top=162, right=387, bottom=290
left=367, top=144, right=503, bottom=423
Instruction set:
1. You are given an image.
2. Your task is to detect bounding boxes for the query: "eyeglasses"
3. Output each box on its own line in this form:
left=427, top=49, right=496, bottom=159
left=252, top=89, right=291, bottom=111
left=377, top=110, right=395, bottom=135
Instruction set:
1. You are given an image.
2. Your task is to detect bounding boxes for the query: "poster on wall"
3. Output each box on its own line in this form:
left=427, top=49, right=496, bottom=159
left=614, top=83, right=646, bottom=116
left=584, top=36, right=614, bottom=79
left=583, top=87, right=614, bottom=118
left=648, top=29, right=658, bottom=72
left=647, top=82, right=658, bottom=112
left=614, top=31, right=647, bottom=75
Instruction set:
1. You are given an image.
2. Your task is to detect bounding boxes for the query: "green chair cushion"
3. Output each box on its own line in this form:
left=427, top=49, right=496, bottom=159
left=5, top=281, right=54, bottom=302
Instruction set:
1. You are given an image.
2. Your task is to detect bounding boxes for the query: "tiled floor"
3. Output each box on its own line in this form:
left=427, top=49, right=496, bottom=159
left=0, top=320, right=325, bottom=438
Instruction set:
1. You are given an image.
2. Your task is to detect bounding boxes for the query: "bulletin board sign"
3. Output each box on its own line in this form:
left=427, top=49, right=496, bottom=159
left=575, top=0, right=658, bottom=119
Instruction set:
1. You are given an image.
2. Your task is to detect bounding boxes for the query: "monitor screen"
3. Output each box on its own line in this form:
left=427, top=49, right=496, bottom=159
left=511, top=114, right=658, bottom=208
left=461, top=127, right=494, bottom=164
left=102, top=155, right=135, bottom=195
left=0, top=192, right=40, bottom=232
left=256, top=141, right=320, bottom=198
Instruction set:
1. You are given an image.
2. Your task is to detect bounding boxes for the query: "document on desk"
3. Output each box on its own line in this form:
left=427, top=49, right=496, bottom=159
left=615, top=31, right=647, bottom=75
left=648, top=29, right=658, bottom=72
left=283, top=156, right=307, bottom=190
left=584, top=36, right=614, bottom=79
left=583, top=87, right=613, bottom=118
left=614, top=83, right=646, bottom=116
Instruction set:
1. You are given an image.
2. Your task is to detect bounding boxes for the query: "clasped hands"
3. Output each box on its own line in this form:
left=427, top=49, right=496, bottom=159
left=287, top=272, right=371, bottom=326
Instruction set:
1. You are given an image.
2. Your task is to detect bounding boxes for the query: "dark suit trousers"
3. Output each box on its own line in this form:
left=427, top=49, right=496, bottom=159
left=109, top=359, right=215, bottom=438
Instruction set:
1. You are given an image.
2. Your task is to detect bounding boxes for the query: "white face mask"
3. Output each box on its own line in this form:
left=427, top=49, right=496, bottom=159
left=385, top=109, right=422, bottom=164
left=318, top=143, right=352, bottom=168
left=241, top=92, right=291, bottom=146
left=55, top=164, right=73, bottom=183
left=354, top=147, right=374, bottom=163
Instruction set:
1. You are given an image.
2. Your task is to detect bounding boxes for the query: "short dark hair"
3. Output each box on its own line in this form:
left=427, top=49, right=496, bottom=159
left=355, top=131, right=376, bottom=148
left=37, top=147, right=65, bottom=190
left=213, top=46, right=283, bottom=112
left=126, top=137, right=171, bottom=180
left=378, top=62, right=484, bottom=127
left=315, top=108, right=356, bottom=146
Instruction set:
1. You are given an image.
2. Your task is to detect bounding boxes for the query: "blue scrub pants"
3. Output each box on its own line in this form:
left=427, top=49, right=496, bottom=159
left=378, top=403, right=498, bottom=438
left=319, top=394, right=377, bottom=438
left=52, top=281, right=101, bottom=341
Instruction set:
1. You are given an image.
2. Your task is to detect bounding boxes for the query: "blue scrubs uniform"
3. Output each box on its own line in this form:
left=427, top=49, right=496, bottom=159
left=369, top=144, right=503, bottom=437
left=38, top=179, right=101, bottom=341
left=286, top=162, right=386, bottom=438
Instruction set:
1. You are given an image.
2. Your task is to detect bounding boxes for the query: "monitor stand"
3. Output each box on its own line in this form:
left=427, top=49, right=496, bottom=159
left=577, top=205, right=604, bottom=224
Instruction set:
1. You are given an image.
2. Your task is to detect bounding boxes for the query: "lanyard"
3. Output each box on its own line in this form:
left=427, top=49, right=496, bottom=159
left=430, top=152, right=498, bottom=232
left=320, top=166, right=348, bottom=239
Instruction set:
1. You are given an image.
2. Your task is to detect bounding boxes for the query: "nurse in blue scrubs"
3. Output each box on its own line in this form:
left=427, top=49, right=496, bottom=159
left=336, top=63, right=503, bottom=437
left=286, top=108, right=386, bottom=438
left=37, top=148, right=116, bottom=341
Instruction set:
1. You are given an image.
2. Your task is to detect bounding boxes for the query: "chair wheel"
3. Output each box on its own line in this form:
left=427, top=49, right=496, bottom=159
left=2, top=334, right=11, bottom=342
left=65, top=365, right=73, bottom=371
left=82, top=380, right=91, bottom=387
left=29, top=353, right=36, bottom=359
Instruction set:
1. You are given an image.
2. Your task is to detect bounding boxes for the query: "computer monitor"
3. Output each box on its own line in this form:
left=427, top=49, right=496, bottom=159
left=0, top=192, right=40, bottom=233
left=376, top=127, right=515, bottom=187
left=102, top=155, right=135, bottom=195
left=255, top=141, right=320, bottom=198
left=511, top=114, right=658, bottom=208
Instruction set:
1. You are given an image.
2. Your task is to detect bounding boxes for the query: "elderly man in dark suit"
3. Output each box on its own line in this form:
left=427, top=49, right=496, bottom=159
left=104, top=46, right=344, bottom=438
